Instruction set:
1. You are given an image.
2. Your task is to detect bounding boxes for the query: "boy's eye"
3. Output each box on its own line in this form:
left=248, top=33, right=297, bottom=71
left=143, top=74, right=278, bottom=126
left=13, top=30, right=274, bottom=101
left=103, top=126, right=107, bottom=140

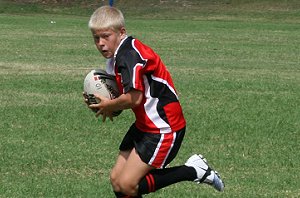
left=102, top=34, right=110, bottom=38
left=93, top=32, right=111, bottom=41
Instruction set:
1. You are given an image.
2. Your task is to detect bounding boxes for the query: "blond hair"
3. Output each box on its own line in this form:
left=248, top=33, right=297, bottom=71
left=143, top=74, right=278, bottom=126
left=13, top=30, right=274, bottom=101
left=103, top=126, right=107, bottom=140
left=88, top=6, right=125, bottom=32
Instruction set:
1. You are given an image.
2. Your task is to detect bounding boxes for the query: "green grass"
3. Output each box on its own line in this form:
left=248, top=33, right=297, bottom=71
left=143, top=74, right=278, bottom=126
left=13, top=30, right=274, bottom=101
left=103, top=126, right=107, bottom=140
left=1, top=1, right=300, bottom=197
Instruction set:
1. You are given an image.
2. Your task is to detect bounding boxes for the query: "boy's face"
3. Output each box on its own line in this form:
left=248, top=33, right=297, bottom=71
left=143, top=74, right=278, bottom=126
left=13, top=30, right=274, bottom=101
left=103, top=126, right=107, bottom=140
left=91, top=28, right=126, bottom=59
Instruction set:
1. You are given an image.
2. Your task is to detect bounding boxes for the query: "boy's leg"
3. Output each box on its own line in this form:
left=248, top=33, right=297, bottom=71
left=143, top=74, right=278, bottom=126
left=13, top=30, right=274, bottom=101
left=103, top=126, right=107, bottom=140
left=137, top=154, right=225, bottom=195
left=110, top=150, right=131, bottom=193
left=114, top=148, right=154, bottom=196
left=111, top=151, right=224, bottom=197
left=113, top=126, right=191, bottom=196
left=111, top=150, right=144, bottom=197
left=112, top=123, right=145, bottom=197
left=111, top=125, right=224, bottom=196
left=111, top=149, right=217, bottom=196
left=137, top=165, right=195, bottom=194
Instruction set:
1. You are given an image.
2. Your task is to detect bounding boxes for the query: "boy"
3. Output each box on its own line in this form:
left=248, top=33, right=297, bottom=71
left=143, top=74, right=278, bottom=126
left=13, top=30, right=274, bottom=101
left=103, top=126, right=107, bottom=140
left=85, top=6, right=224, bottom=197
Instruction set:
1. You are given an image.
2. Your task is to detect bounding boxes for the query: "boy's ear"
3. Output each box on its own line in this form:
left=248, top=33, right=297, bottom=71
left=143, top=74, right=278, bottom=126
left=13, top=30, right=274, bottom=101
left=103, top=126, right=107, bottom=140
left=120, top=27, right=126, bottom=37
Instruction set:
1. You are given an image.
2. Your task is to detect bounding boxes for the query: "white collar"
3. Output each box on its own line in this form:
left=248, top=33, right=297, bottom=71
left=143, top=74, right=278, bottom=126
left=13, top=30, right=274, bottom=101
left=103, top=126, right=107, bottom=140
left=114, top=35, right=128, bottom=58
left=106, top=35, right=128, bottom=76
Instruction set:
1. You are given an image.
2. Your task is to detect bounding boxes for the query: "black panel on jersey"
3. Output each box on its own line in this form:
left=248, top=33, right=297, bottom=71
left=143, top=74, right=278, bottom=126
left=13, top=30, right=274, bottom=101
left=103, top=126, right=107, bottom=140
left=115, top=36, right=146, bottom=93
left=146, top=74, right=179, bottom=125
left=146, top=74, right=179, bottom=106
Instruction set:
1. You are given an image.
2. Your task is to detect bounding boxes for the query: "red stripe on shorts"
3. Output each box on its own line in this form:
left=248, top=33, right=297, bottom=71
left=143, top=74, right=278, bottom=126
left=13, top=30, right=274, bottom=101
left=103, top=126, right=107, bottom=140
left=150, top=133, right=176, bottom=168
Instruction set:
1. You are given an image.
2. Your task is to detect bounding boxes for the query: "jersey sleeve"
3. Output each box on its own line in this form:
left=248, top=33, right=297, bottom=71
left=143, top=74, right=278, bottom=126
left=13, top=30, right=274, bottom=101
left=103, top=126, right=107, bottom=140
left=117, top=50, right=147, bottom=93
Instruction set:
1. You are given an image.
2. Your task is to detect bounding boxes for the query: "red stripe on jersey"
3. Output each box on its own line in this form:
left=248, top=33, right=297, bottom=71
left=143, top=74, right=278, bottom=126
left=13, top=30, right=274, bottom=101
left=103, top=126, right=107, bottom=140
left=133, top=63, right=144, bottom=91
left=132, top=39, right=158, bottom=73
left=163, top=102, right=186, bottom=131
left=150, top=133, right=175, bottom=168
left=114, top=69, right=124, bottom=94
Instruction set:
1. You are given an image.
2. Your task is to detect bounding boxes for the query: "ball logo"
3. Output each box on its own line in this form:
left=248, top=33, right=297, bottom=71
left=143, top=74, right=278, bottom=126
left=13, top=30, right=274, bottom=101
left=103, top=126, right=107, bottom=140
left=95, top=83, right=104, bottom=90
left=84, top=69, right=122, bottom=116
left=106, top=84, right=119, bottom=99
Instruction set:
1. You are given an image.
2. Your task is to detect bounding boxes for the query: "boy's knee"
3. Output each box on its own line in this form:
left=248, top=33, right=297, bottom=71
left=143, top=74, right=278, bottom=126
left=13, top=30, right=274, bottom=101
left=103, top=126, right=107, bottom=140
left=110, top=170, right=120, bottom=192
left=111, top=173, right=139, bottom=196
left=118, top=178, right=138, bottom=196
left=110, top=170, right=138, bottom=196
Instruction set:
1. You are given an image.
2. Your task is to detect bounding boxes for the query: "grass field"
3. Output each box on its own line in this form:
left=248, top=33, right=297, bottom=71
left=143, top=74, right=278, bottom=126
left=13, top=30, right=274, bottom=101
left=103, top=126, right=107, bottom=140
left=1, top=0, right=300, bottom=197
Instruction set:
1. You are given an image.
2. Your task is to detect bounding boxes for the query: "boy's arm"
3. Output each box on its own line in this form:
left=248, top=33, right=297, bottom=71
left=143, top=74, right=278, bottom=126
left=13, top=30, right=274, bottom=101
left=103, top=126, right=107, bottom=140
left=89, top=89, right=143, bottom=121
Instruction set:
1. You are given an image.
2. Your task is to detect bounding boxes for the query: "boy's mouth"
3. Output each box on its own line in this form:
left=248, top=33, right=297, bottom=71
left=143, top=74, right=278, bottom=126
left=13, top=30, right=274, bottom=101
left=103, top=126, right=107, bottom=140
left=101, top=50, right=112, bottom=58
left=101, top=49, right=108, bottom=54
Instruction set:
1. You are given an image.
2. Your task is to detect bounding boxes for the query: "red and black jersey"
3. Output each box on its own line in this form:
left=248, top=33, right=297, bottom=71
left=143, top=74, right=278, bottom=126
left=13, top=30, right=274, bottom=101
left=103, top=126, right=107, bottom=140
left=108, top=36, right=186, bottom=134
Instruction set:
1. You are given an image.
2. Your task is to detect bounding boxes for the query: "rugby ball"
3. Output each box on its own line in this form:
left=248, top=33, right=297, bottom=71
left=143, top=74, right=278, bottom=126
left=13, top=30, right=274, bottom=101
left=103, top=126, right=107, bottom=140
left=83, top=69, right=122, bottom=116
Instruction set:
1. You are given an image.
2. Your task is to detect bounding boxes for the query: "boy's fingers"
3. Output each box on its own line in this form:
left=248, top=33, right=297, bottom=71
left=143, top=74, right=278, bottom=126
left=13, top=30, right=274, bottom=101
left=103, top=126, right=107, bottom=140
left=102, top=114, right=107, bottom=122
left=95, top=109, right=103, bottom=118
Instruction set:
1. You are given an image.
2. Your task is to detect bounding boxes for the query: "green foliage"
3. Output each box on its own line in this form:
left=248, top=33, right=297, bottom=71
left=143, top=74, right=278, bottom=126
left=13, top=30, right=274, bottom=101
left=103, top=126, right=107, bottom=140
left=0, top=1, right=300, bottom=197
left=1, top=0, right=300, bottom=22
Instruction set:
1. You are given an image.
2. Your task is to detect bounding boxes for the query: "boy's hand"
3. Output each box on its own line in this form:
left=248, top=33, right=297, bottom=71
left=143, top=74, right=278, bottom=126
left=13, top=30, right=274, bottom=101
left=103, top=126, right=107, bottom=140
left=83, top=92, right=99, bottom=113
left=83, top=92, right=89, bottom=105
left=89, top=94, right=114, bottom=122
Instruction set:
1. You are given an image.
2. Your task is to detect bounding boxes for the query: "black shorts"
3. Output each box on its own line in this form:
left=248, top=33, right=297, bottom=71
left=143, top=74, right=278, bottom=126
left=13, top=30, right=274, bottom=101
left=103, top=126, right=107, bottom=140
left=119, top=124, right=186, bottom=168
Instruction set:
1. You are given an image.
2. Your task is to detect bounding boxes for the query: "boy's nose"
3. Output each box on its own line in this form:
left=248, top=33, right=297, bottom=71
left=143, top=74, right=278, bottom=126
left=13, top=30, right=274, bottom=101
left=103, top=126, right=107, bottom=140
left=97, top=38, right=104, bottom=46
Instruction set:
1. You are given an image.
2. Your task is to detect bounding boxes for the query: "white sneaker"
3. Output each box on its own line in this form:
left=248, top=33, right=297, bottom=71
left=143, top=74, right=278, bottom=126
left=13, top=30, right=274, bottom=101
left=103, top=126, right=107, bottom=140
left=185, top=154, right=225, bottom=192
